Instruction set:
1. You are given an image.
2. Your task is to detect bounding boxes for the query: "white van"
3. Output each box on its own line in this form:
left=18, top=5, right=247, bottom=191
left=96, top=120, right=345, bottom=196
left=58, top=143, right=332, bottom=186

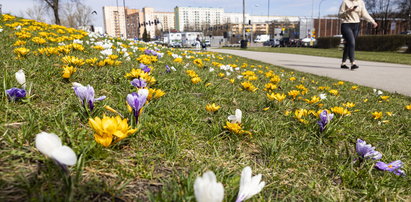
left=254, top=35, right=270, bottom=43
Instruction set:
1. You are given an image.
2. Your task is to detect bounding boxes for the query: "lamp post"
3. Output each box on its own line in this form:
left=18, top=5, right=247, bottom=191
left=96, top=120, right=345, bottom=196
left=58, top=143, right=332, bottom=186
left=123, top=0, right=127, bottom=39
left=268, top=0, right=270, bottom=21
left=318, top=0, right=326, bottom=38
left=243, top=0, right=246, bottom=40
left=408, top=12, right=411, bottom=31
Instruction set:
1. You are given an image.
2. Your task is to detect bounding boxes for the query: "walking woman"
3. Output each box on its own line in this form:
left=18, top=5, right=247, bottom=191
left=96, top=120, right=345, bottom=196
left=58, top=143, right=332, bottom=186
left=339, top=0, right=377, bottom=70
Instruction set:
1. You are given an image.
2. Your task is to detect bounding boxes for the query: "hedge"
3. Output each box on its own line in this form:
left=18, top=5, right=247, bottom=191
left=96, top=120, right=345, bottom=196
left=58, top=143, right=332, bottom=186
left=316, top=37, right=341, bottom=49
left=317, top=35, right=411, bottom=52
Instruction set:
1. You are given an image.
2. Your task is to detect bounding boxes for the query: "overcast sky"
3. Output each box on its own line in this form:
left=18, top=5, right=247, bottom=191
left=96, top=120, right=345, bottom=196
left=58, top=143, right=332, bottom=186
left=1, top=0, right=342, bottom=27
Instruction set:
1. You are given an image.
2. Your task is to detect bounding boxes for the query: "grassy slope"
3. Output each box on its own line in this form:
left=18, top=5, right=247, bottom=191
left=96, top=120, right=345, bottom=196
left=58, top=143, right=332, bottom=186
left=222, top=47, right=411, bottom=65
left=1, top=16, right=411, bottom=201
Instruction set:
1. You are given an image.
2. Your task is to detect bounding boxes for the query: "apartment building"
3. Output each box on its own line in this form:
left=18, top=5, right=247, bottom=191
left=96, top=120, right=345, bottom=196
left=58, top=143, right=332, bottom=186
left=104, top=6, right=174, bottom=39
left=175, top=7, right=224, bottom=32
left=141, top=8, right=174, bottom=38
left=126, top=9, right=143, bottom=39
left=103, top=6, right=127, bottom=37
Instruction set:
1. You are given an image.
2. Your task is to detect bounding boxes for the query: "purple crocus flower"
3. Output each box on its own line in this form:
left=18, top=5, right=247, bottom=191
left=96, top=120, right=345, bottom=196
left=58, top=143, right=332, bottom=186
left=142, top=66, right=151, bottom=73
left=144, top=49, right=153, bottom=55
left=139, top=63, right=148, bottom=69
left=73, top=85, right=106, bottom=111
left=144, top=49, right=159, bottom=56
left=375, top=160, right=405, bottom=176
left=126, top=89, right=148, bottom=123
left=5, top=87, right=26, bottom=101
left=165, top=65, right=171, bottom=73
left=317, top=110, right=334, bottom=132
left=356, top=139, right=382, bottom=160
left=130, top=78, right=147, bottom=88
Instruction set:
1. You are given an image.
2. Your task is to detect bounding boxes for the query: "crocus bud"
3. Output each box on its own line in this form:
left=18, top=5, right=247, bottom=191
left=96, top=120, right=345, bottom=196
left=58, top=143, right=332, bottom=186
left=15, top=69, right=26, bottom=89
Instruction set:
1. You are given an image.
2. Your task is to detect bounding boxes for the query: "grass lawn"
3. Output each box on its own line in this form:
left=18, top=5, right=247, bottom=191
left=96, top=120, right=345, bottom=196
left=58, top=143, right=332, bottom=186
left=222, top=47, right=411, bottom=65
left=1, top=14, right=411, bottom=201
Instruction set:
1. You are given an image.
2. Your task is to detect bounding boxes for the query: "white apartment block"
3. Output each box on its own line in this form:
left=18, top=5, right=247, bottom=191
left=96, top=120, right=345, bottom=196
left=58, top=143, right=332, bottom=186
left=155, top=12, right=175, bottom=31
left=175, top=7, right=224, bottom=32
left=103, top=6, right=127, bottom=37
left=223, top=13, right=250, bottom=24
left=249, top=15, right=300, bottom=24
left=223, top=13, right=299, bottom=24
left=141, top=8, right=175, bottom=38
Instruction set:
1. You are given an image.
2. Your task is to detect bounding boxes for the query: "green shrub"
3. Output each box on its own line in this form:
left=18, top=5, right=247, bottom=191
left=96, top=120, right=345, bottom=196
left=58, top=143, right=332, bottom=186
left=407, top=37, right=411, bottom=53
left=317, top=35, right=411, bottom=52
left=316, top=37, right=340, bottom=49
left=356, top=35, right=410, bottom=51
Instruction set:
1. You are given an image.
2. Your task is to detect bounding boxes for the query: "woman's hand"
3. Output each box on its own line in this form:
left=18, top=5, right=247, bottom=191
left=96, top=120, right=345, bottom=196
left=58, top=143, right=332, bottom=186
left=372, top=22, right=378, bottom=28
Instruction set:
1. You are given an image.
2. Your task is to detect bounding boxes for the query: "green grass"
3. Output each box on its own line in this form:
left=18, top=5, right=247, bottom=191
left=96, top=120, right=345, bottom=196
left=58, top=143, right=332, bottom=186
left=222, top=47, right=411, bottom=65
left=1, top=15, right=411, bottom=201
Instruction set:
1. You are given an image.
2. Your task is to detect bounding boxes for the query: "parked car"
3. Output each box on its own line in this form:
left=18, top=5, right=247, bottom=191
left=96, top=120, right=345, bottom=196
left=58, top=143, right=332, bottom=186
left=169, top=42, right=182, bottom=48
left=204, top=40, right=211, bottom=47
left=301, top=38, right=316, bottom=47
left=254, top=35, right=270, bottom=43
left=263, top=39, right=280, bottom=47
left=279, top=38, right=290, bottom=47
left=400, top=30, right=411, bottom=35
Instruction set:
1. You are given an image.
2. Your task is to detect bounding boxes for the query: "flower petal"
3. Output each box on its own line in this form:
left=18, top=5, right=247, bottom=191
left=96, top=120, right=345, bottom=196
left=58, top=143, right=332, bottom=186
left=35, top=132, right=62, bottom=157
left=50, top=145, right=77, bottom=166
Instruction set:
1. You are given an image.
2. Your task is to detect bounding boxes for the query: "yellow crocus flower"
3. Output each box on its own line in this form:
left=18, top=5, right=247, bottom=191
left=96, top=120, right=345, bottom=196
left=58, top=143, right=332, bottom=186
left=62, top=65, right=76, bottom=78
left=205, top=103, right=221, bottom=112
left=89, top=115, right=137, bottom=147
left=372, top=112, right=383, bottom=120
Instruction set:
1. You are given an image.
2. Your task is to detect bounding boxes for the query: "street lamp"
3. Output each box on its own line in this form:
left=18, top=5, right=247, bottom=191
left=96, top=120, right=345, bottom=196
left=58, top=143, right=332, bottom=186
left=123, top=0, right=127, bottom=39
left=318, top=0, right=326, bottom=38
left=243, top=0, right=246, bottom=40
left=267, top=0, right=270, bottom=20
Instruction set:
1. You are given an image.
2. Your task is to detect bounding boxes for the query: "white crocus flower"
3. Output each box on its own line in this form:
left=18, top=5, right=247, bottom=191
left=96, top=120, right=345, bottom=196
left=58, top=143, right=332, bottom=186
left=15, top=69, right=26, bottom=89
left=194, top=171, right=224, bottom=202
left=170, top=66, right=176, bottom=71
left=100, top=49, right=113, bottom=56
left=35, top=132, right=77, bottom=166
left=236, top=166, right=265, bottom=202
left=319, top=93, right=327, bottom=100
left=73, top=39, right=83, bottom=44
left=228, top=109, right=242, bottom=124
left=209, top=67, right=215, bottom=72
left=373, top=89, right=383, bottom=95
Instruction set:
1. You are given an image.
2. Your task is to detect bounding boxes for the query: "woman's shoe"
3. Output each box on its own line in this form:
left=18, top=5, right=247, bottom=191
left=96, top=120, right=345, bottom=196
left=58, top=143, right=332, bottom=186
left=351, top=64, right=359, bottom=70
left=341, top=64, right=349, bottom=69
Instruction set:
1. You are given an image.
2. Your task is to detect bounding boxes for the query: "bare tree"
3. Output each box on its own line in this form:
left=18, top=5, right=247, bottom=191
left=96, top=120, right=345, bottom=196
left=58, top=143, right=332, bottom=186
left=60, top=2, right=93, bottom=28
left=24, top=4, right=48, bottom=22
left=364, top=0, right=399, bottom=34
left=74, top=3, right=92, bottom=27
left=61, top=3, right=76, bottom=27
left=42, top=0, right=61, bottom=25
left=396, top=0, right=411, bottom=30
left=40, top=0, right=82, bottom=25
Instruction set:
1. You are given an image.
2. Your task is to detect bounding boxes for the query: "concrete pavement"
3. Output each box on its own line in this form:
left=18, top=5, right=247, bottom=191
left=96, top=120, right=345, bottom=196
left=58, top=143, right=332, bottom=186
left=211, top=48, right=411, bottom=97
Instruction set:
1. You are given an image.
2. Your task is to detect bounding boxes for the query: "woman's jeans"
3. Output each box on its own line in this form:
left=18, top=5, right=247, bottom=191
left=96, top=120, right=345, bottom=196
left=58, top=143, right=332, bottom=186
left=341, top=23, right=360, bottom=63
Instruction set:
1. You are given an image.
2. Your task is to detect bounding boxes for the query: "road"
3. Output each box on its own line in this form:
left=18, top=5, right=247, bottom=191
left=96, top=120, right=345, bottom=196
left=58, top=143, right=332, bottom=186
left=211, top=48, right=411, bottom=96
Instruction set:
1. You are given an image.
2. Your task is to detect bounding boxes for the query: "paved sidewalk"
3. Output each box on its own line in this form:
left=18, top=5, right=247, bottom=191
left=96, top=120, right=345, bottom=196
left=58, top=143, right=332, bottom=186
left=211, top=48, right=411, bottom=96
